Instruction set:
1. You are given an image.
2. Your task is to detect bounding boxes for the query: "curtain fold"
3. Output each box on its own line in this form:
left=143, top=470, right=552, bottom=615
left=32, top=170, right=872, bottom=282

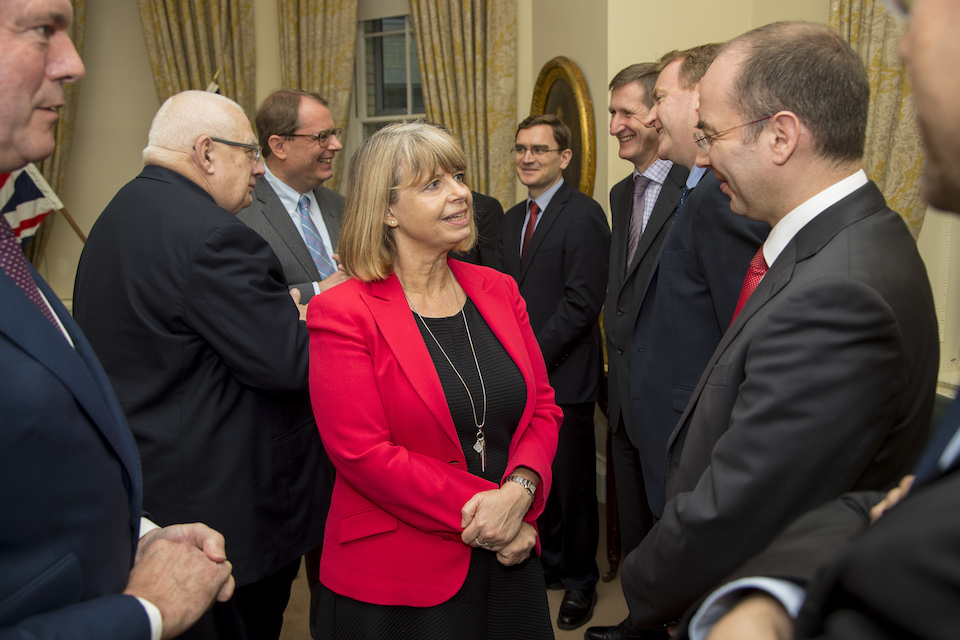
left=278, top=0, right=358, bottom=192
left=26, top=0, right=86, bottom=266
left=830, top=0, right=926, bottom=238
left=410, top=0, right=517, bottom=209
left=137, top=0, right=257, bottom=114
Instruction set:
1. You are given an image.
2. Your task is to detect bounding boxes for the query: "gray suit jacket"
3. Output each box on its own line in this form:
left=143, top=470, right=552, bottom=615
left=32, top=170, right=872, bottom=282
left=237, top=177, right=344, bottom=303
left=604, top=164, right=687, bottom=433
left=621, top=181, right=939, bottom=629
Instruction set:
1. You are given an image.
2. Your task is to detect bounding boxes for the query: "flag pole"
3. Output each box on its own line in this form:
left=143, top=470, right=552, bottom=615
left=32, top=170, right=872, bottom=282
left=56, top=207, right=87, bottom=243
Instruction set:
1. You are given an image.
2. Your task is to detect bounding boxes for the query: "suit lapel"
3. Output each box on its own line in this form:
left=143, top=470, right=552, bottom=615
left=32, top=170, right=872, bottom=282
left=362, top=274, right=462, bottom=450
left=0, top=273, right=142, bottom=512
left=254, top=180, right=320, bottom=279
left=664, top=181, right=889, bottom=466
left=519, top=182, right=570, bottom=283
left=626, top=172, right=682, bottom=279
left=611, top=177, right=633, bottom=278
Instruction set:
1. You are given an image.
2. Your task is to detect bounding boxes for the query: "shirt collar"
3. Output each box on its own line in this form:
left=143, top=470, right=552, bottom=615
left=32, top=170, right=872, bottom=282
left=763, top=169, right=869, bottom=267
left=634, top=158, right=673, bottom=185
left=686, top=165, right=708, bottom=190
left=263, top=163, right=313, bottom=212
left=529, top=176, right=565, bottom=212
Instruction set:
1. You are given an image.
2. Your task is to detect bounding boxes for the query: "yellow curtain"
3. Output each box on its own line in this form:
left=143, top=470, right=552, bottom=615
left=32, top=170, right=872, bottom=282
left=26, top=0, right=86, bottom=266
left=137, top=0, right=257, bottom=114
left=830, top=0, right=926, bottom=238
left=410, top=0, right=517, bottom=209
left=278, top=0, right=358, bottom=192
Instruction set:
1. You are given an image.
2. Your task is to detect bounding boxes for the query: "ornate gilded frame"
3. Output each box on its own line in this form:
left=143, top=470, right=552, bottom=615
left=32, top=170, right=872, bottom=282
left=530, top=56, right=596, bottom=198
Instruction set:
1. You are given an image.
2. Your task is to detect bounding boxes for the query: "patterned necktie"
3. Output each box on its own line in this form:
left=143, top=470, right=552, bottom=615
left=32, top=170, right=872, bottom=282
left=521, top=201, right=540, bottom=263
left=0, top=216, right=59, bottom=328
left=298, top=195, right=335, bottom=279
left=730, top=246, right=767, bottom=325
left=626, top=175, right=651, bottom=267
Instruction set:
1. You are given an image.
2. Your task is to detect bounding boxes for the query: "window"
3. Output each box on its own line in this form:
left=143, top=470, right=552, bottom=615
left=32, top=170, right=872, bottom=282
left=353, top=15, right=425, bottom=141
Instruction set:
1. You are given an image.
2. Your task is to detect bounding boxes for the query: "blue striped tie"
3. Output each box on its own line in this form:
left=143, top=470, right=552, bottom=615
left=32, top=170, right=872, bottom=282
left=298, top=195, right=335, bottom=279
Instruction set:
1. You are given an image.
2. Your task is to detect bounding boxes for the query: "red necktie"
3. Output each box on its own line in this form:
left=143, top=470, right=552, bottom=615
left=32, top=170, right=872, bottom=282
left=730, top=246, right=767, bottom=326
left=521, top=201, right=540, bottom=262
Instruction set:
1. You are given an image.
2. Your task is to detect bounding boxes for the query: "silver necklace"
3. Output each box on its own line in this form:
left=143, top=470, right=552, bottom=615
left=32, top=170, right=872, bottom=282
left=406, top=271, right=488, bottom=471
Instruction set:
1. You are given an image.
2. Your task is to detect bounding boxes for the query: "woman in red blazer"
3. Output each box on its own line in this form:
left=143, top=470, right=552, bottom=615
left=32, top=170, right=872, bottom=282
left=306, top=122, right=561, bottom=639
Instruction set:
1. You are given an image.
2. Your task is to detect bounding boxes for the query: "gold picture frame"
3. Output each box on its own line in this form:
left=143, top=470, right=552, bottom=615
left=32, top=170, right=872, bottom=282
left=530, top=56, right=596, bottom=198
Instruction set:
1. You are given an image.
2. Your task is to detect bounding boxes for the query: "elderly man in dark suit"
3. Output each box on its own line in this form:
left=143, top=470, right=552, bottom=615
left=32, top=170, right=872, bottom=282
left=682, top=4, right=960, bottom=639
left=0, top=2, right=233, bottom=639
left=238, top=89, right=349, bottom=304
left=612, top=21, right=938, bottom=637
left=495, top=113, right=610, bottom=631
left=74, top=90, right=333, bottom=640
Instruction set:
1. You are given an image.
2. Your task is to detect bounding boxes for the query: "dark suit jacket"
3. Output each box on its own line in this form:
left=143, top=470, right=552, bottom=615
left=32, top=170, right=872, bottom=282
left=629, top=170, right=768, bottom=517
left=450, top=191, right=504, bottom=267
left=73, top=165, right=332, bottom=587
left=494, top=180, right=610, bottom=404
left=605, top=164, right=688, bottom=433
left=237, top=177, right=344, bottom=303
left=307, top=259, right=561, bottom=606
left=1, top=271, right=150, bottom=638
left=622, top=181, right=940, bottom=629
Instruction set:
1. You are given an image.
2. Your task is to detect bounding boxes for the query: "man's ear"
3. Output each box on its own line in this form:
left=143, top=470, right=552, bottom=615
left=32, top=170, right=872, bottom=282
left=559, top=148, right=573, bottom=170
left=769, top=111, right=802, bottom=166
left=268, top=134, right=287, bottom=161
left=194, top=135, right=216, bottom=175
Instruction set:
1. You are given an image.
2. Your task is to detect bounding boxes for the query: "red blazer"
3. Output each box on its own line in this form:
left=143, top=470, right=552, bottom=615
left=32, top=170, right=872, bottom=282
left=307, top=259, right=561, bottom=607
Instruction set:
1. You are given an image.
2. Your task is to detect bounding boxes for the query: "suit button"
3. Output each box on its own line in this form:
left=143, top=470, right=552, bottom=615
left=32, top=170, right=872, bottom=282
left=617, top=348, right=624, bottom=355
left=617, top=308, right=625, bottom=316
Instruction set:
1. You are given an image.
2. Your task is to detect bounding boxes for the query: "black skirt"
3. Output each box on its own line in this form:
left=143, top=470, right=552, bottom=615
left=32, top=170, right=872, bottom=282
left=316, top=548, right=554, bottom=640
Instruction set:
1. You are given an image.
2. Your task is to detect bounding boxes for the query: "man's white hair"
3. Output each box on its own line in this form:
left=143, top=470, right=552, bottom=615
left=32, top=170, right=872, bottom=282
left=142, top=90, right=248, bottom=166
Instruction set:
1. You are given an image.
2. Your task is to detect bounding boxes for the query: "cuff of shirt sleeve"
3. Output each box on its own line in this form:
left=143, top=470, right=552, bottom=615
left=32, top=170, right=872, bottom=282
left=313, top=281, right=321, bottom=295
left=139, top=517, right=160, bottom=538
left=135, top=596, right=163, bottom=640
left=688, top=576, right=806, bottom=640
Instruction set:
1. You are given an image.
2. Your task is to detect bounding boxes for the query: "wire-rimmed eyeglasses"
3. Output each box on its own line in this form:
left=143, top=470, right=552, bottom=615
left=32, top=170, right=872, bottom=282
left=284, top=128, right=343, bottom=147
left=512, top=145, right=563, bottom=157
left=693, top=116, right=773, bottom=153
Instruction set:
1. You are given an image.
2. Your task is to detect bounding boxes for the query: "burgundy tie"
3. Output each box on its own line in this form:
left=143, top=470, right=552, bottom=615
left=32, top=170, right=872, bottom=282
left=521, top=201, right=540, bottom=262
left=0, top=216, right=60, bottom=328
left=730, top=246, right=767, bottom=326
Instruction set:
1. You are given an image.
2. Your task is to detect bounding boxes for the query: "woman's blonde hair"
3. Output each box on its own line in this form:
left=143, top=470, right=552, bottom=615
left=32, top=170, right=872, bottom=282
left=338, top=121, right=476, bottom=281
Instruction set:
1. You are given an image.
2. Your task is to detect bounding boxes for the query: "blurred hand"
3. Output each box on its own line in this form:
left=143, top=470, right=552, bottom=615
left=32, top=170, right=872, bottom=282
left=290, top=287, right=308, bottom=321
left=706, top=592, right=793, bottom=640
left=125, top=523, right=234, bottom=639
left=317, top=269, right=350, bottom=294
left=870, top=474, right=915, bottom=524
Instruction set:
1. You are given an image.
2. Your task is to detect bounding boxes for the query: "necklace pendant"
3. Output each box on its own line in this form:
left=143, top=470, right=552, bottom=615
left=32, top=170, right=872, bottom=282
left=473, top=432, right=486, bottom=472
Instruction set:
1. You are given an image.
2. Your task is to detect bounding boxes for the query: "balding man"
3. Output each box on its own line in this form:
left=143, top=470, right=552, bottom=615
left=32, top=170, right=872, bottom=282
left=74, top=90, right=332, bottom=640
left=617, top=21, right=937, bottom=637
left=0, top=2, right=232, bottom=639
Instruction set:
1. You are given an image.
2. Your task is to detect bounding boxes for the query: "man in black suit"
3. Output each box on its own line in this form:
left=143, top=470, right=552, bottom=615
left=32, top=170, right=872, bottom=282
left=495, top=114, right=610, bottom=630
left=74, top=90, right=333, bottom=640
left=683, top=4, right=960, bottom=638
left=612, top=21, right=937, bottom=638
left=238, top=89, right=349, bottom=304
left=587, top=45, right=768, bottom=640
left=451, top=191, right=503, bottom=266
left=1, top=2, right=233, bottom=638
left=604, top=62, right=687, bottom=558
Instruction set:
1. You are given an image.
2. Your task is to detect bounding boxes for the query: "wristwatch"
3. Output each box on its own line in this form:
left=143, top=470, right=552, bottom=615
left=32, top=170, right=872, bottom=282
left=503, top=474, right=536, bottom=497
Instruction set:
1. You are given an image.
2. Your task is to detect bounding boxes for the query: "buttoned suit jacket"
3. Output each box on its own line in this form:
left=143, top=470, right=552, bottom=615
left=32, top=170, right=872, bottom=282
left=307, top=259, right=561, bottom=607
left=494, top=180, right=610, bottom=404
left=74, top=165, right=333, bottom=588
left=605, top=164, right=688, bottom=434
left=621, top=181, right=939, bottom=629
left=237, top=177, right=344, bottom=303
left=628, top=170, right=768, bottom=518
left=1, top=270, right=150, bottom=638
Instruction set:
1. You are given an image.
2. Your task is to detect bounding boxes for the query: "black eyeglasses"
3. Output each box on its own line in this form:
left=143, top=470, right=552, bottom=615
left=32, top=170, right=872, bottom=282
left=882, top=0, right=913, bottom=18
left=284, top=128, right=343, bottom=147
left=210, top=137, right=262, bottom=162
left=693, top=116, right=773, bottom=153
left=512, top=145, right=563, bottom=157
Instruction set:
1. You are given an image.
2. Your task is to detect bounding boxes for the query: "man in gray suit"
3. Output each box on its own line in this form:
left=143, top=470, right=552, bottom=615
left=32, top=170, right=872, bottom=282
left=616, top=22, right=938, bottom=636
left=238, top=89, right=349, bottom=303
